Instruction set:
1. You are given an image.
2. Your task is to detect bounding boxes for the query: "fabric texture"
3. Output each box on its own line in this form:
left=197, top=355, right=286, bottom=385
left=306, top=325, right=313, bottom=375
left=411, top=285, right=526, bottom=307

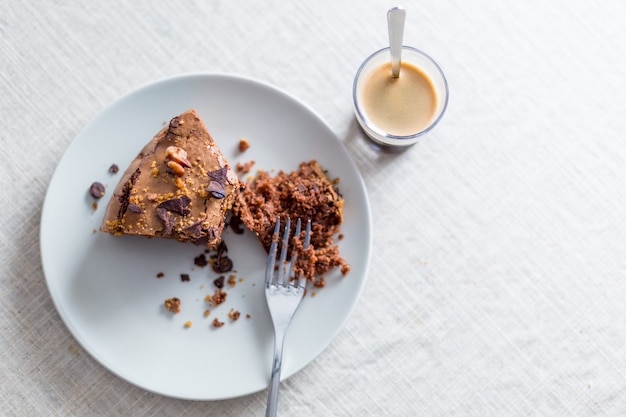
left=3, top=0, right=626, bottom=415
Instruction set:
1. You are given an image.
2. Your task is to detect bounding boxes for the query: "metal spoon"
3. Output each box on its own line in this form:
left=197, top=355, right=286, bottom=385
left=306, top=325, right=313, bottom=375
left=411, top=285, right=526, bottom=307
left=387, top=6, right=406, bottom=78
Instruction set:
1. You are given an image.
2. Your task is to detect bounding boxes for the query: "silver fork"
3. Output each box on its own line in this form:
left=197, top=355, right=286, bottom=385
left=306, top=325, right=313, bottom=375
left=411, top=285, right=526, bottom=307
left=265, top=216, right=311, bottom=417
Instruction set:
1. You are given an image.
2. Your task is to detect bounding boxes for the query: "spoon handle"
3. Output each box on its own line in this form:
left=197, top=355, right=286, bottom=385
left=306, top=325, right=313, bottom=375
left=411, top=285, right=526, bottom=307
left=387, top=7, right=406, bottom=78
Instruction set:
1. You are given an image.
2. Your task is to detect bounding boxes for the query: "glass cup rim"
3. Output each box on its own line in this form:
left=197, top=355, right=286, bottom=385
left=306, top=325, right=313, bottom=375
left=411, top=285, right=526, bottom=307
left=352, top=45, right=449, bottom=143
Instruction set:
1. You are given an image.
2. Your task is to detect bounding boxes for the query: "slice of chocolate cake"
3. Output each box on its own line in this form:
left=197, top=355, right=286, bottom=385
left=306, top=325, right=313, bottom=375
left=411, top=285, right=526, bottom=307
left=101, top=109, right=240, bottom=249
left=233, top=160, right=349, bottom=280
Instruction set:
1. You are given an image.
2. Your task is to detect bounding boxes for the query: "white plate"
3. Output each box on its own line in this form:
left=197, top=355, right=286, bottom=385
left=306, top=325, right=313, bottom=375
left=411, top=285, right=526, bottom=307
left=40, top=74, right=372, bottom=400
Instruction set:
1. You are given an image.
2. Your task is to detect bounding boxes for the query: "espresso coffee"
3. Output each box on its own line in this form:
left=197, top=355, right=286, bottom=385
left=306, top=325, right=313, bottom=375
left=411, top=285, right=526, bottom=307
left=362, top=61, right=438, bottom=136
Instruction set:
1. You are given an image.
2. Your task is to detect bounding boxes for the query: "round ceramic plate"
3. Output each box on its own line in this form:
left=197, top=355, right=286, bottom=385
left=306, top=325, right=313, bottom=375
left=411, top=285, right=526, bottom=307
left=40, top=74, right=372, bottom=400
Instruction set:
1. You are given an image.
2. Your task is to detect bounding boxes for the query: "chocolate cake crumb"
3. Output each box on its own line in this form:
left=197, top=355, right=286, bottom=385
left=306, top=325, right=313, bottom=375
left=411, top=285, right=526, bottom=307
left=180, top=273, right=190, bottom=282
left=216, top=240, right=228, bottom=256
left=238, top=138, right=250, bottom=152
left=212, top=256, right=233, bottom=273
left=313, top=277, right=326, bottom=288
left=210, top=241, right=232, bottom=273
left=236, top=160, right=255, bottom=174
left=212, top=318, right=224, bottom=328
left=109, top=164, right=119, bottom=174
left=228, top=309, right=241, bottom=321
left=194, top=253, right=208, bottom=267
left=229, top=215, right=244, bottom=234
left=89, top=182, right=105, bottom=199
left=164, top=297, right=181, bottom=313
left=156, top=272, right=165, bottom=278
left=213, top=276, right=225, bottom=289
left=208, top=289, right=227, bottom=306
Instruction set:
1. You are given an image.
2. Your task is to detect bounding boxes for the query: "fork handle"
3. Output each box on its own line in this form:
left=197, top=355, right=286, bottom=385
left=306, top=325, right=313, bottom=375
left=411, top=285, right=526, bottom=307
left=266, top=331, right=286, bottom=417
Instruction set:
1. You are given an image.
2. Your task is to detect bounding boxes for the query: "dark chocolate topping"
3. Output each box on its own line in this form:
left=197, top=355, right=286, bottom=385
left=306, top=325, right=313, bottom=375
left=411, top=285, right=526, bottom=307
left=207, top=167, right=228, bottom=199
left=157, top=195, right=191, bottom=216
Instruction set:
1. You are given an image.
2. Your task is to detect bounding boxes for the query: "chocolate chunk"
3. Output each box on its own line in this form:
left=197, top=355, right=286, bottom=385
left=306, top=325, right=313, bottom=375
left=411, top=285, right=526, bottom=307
left=212, top=255, right=233, bottom=273
left=157, top=195, right=191, bottom=216
left=216, top=240, right=228, bottom=258
left=206, top=167, right=228, bottom=199
left=213, top=276, right=225, bottom=288
left=206, top=226, right=219, bottom=241
left=207, top=182, right=225, bottom=199
left=194, top=253, right=208, bottom=267
left=180, top=274, right=190, bottom=282
left=191, top=234, right=209, bottom=246
left=116, top=169, right=140, bottom=221
left=229, top=215, right=244, bottom=234
left=156, top=207, right=174, bottom=235
left=183, top=220, right=204, bottom=238
left=89, top=182, right=105, bottom=199
left=109, top=164, right=119, bottom=174
left=128, top=202, right=142, bottom=213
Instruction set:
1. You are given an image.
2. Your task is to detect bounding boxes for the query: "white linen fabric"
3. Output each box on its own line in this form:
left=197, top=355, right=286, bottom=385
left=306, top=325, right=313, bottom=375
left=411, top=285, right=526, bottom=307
left=3, top=0, right=626, bottom=415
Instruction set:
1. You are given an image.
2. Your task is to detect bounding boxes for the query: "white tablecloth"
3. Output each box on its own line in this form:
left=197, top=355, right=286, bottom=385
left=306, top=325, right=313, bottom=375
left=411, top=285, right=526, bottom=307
left=3, top=1, right=626, bottom=415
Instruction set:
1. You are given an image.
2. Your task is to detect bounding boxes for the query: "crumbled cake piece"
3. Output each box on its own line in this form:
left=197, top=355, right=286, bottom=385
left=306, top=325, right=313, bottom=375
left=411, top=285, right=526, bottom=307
left=212, top=318, right=224, bottom=328
left=206, top=289, right=227, bottom=306
left=228, top=309, right=241, bottom=320
left=313, top=277, right=326, bottom=288
left=164, top=297, right=181, bottom=313
left=233, top=160, right=349, bottom=280
left=100, top=109, right=241, bottom=249
left=184, top=321, right=192, bottom=328
left=238, top=138, right=250, bottom=152
left=236, top=160, right=255, bottom=174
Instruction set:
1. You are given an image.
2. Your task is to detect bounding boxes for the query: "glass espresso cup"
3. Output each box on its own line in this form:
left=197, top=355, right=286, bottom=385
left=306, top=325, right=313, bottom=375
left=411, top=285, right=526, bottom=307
left=353, top=46, right=449, bottom=151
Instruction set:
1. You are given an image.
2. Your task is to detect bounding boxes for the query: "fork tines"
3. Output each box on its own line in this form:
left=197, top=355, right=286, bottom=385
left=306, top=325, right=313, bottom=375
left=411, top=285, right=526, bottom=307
left=266, top=216, right=311, bottom=289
